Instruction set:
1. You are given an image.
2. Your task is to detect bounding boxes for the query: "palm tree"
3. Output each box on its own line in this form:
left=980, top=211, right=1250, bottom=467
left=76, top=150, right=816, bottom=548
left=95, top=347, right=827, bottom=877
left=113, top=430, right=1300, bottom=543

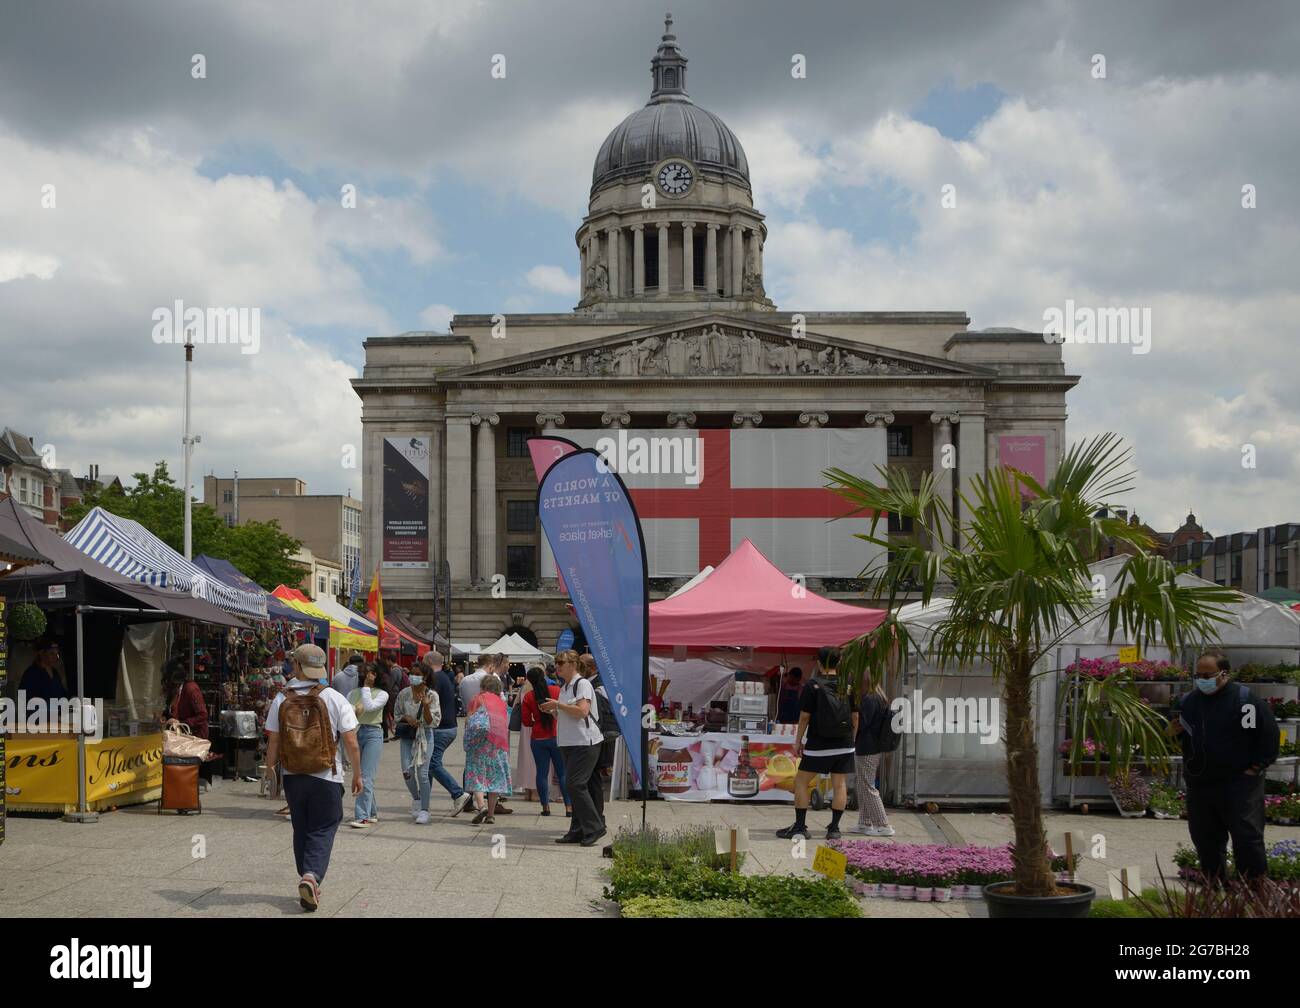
left=826, top=433, right=1236, bottom=896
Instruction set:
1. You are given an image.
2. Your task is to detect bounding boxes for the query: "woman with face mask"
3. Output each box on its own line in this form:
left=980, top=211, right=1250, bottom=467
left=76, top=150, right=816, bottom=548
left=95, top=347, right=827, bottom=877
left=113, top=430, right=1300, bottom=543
left=1168, top=649, right=1279, bottom=880
left=393, top=670, right=440, bottom=823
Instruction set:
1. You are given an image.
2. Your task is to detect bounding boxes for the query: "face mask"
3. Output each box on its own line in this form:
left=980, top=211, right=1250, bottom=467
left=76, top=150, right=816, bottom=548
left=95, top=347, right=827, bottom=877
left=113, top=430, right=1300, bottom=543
left=409, top=675, right=424, bottom=686
left=1194, top=676, right=1220, bottom=694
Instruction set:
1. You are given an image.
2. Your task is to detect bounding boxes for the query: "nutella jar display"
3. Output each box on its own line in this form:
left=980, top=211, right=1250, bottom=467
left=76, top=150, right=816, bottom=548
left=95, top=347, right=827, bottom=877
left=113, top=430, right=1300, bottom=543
left=655, top=746, right=694, bottom=794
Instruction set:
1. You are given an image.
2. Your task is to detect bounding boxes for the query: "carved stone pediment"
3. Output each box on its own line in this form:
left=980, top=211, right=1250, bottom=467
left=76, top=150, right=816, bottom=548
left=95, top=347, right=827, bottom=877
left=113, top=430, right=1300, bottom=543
left=441, top=316, right=993, bottom=381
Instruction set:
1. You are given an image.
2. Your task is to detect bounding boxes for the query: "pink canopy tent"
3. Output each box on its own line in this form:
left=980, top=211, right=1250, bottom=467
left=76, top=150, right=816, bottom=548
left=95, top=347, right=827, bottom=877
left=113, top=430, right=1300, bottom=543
left=649, top=539, right=886, bottom=649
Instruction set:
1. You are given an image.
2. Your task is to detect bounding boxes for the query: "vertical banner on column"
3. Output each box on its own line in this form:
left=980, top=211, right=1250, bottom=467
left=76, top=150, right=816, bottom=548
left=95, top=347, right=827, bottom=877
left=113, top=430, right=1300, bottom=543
left=997, top=435, right=1047, bottom=497
left=382, top=436, right=430, bottom=567
left=534, top=440, right=647, bottom=784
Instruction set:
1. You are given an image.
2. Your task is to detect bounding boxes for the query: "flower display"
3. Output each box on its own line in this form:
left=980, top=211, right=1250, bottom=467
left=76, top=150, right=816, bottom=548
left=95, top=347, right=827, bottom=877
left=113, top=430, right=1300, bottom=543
left=835, top=841, right=1019, bottom=889
left=1064, top=657, right=1187, bottom=682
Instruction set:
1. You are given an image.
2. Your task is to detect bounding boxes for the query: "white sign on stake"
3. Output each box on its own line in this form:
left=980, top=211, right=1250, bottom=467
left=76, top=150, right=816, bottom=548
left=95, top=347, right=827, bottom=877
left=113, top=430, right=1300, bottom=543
left=714, top=826, right=751, bottom=856
left=1107, top=866, right=1142, bottom=901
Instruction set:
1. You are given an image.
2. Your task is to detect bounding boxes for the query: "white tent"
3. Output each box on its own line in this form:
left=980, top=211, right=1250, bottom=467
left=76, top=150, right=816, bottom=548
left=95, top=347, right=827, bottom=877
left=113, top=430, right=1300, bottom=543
left=312, top=595, right=378, bottom=633
left=481, top=632, right=549, bottom=660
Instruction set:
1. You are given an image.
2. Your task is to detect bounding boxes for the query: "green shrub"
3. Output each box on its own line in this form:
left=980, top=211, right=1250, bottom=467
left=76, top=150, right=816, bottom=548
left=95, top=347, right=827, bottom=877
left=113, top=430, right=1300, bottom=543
left=621, top=896, right=765, bottom=918
left=610, top=825, right=745, bottom=873
left=745, top=874, right=863, bottom=918
left=606, top=861, right=749, bottom=903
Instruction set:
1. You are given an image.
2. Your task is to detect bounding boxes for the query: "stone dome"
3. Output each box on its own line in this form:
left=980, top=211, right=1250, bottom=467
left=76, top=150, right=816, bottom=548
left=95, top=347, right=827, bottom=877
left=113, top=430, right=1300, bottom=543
left=591, top=15, right=750, bottom=194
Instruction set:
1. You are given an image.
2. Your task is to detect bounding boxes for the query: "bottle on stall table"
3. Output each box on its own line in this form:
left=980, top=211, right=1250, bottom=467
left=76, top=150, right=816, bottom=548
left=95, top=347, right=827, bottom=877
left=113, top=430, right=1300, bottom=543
left=727, top=735, right=760, bottom=798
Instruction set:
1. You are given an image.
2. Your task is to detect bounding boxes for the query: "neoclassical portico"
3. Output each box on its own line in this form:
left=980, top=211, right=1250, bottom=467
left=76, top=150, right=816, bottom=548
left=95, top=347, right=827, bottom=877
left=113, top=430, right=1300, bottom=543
left=352, top=17, right=1078, bottom=646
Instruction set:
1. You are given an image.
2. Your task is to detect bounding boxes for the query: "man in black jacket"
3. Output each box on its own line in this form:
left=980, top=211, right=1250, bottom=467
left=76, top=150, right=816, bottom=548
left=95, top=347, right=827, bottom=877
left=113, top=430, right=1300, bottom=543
left=1169, top=650, right=1278, bottom=880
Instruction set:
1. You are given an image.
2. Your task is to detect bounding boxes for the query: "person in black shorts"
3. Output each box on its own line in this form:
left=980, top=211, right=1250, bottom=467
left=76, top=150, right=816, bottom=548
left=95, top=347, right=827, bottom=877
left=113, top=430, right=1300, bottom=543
left=777, top=646, right=858, bottom=841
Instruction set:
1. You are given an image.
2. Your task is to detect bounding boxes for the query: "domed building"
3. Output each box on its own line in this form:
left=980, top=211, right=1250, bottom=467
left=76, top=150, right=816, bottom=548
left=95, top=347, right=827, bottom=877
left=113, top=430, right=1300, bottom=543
left=577, top=15, right=773, bottom=313
left=353, top=15, right=1079, bottom=647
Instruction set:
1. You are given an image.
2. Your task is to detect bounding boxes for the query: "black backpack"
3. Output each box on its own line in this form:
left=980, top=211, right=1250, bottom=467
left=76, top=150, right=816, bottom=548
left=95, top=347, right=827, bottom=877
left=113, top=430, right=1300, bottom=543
left=810, top=677, right=853, bottom=742
left=866, top=693, right=902, bottom=753
left=589, top=675, right=620, bottom=738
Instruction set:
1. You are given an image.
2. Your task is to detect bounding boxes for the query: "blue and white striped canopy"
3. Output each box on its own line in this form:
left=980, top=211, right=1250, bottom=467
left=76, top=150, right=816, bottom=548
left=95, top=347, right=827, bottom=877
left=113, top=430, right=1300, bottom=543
left=65, top=507, right=267, bottom=620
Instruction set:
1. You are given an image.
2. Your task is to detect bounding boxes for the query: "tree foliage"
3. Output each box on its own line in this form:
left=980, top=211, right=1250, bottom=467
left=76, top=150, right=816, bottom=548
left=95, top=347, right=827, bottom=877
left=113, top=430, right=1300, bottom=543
left=825, top=433, right=1238, bottom=897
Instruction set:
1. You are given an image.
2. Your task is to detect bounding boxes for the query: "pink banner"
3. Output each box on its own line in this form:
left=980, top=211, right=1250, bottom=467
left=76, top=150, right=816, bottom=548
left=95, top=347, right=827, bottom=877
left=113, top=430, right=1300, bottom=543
left=998, top=436, right=1046, bottom=496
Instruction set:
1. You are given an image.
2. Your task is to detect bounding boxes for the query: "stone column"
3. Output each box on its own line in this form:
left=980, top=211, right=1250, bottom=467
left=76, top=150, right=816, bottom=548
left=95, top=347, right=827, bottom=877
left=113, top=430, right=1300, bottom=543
left=667, top=411, right=696, bottom=430
left=733, top=411, right=763, bottom=429
left=957, top=412, right=985, bottom=532
left=471, top=412, right=499, bottom=584
left=930, top=411, right=959, bottom=551
left=606, top=227, right=620, bottom=298
left=705, top=224, right=719, bottom=294
left=631, top=225, right=645, bottom=296
left=798, top=412, right=829, bottom=428
left=657, top=222, right=671, bottom=293
left=730, top=225, right=744, bottom=296
left=601, top=411, right=631, bottom=429
left=444, top=415, right=473, bottom=584
left=681, top=222, right=695, bottom=292
left=535, top=412, right=565, bottom=584
left=863, top=410, right=894, bottom=483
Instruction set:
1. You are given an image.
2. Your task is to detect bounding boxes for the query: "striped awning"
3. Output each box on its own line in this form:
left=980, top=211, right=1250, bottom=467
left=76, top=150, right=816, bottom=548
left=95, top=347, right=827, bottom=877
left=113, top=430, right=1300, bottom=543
left=65, top=507, right=267, bottom=620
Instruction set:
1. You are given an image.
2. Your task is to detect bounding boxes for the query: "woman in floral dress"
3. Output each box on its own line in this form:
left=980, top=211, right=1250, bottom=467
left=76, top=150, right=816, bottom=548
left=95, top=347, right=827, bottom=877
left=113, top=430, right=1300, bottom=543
left=463, top=675, right=512, bottom=825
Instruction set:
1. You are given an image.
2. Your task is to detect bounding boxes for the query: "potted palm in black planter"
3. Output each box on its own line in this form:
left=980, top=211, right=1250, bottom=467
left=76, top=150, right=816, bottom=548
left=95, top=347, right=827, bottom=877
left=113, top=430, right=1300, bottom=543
left=827, top=434, right=1235, bottom=918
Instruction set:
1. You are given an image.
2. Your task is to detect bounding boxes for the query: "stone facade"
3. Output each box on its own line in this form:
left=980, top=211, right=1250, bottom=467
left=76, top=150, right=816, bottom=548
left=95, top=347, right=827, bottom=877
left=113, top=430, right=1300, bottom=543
left=351, top=19, right=1080, bottom=648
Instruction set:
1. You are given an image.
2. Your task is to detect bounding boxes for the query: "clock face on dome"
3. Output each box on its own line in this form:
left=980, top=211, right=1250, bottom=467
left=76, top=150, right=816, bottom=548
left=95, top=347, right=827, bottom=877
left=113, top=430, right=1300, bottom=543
left=655, top=159, right=695, bottom=197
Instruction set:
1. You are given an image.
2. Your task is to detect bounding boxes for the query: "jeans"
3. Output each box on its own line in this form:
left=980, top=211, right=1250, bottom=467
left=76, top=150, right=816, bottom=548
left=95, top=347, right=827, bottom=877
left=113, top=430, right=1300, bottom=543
left=283, top=774, right=344, bottom=882
left=354, top=723, right=383, bottom=820
left=400, top=728, right=435, bottom=811
left=560, top=742, right=604, bottom=840
left=426, top=726, right=464, bottom=800
left=530, top=735, right=569, bottom=807
left=1186, top=774, right=1268, bottom=879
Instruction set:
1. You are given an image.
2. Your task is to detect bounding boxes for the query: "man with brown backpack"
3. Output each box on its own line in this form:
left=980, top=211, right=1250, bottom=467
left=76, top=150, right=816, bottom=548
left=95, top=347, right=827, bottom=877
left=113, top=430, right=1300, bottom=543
left=265, top=643, right=362, bottom=912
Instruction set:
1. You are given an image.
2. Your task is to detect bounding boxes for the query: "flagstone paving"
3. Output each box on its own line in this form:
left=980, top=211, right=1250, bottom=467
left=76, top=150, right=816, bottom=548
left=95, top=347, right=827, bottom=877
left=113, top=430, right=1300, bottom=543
left=2, top=732, right=1296, bottom=917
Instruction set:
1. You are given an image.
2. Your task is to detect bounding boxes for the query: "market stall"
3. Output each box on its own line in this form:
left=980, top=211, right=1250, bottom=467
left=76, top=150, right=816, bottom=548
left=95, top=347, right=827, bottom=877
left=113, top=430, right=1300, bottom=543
left=271, top=586, right=377, bottom=665
left=1047, top=556, right=1300, bottom=810
left=0, top=499, right=246, bottom=818
left=612, top=539, right=885, bottom=802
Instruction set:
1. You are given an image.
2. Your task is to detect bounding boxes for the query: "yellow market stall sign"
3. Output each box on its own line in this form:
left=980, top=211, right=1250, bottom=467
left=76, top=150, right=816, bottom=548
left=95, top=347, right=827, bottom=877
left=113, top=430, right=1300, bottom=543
left=5, top=734, right=164, bottom=812
left=812, top=844, right=847, bottom=881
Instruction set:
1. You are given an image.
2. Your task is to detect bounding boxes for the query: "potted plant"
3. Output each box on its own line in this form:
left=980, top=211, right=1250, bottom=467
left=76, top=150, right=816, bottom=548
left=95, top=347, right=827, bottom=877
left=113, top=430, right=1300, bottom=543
left=1149, top=781, right=1185, bottom=819
left=933, top=871, right=954, bottom=902
left=8, top=602, right=47, bottom=642
left=828, top=434, right=1236, bottom=918
left=897, top=870, right=916, bottom=901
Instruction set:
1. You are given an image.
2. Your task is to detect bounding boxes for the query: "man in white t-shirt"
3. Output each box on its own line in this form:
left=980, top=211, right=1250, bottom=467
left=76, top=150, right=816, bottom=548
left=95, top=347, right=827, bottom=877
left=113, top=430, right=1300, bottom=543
left=541, top=650, right=606, bottom=847
left=265, top=643, right=361, bottom=912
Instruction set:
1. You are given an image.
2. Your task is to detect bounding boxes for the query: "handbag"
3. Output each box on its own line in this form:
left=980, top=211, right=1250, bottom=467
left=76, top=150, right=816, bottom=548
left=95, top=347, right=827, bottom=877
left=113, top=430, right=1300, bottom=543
left=162, top=719, right=212, bottom=760
left=509, top=700, right=523, bottom=732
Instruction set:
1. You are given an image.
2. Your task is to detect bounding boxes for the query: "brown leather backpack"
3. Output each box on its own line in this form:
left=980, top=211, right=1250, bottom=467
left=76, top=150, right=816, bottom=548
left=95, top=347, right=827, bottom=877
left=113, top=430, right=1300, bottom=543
left=277, top=684, right=337, bottom=774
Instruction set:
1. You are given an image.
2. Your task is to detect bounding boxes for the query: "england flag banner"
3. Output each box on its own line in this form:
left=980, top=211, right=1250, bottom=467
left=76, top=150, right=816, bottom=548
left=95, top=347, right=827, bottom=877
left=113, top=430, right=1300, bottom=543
left=553, top=428, right=885, bottom=577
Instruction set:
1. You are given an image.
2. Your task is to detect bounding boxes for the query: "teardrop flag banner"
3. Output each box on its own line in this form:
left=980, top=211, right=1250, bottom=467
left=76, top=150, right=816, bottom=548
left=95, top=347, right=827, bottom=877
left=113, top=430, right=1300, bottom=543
left=532, top=437, right=647, bottom=786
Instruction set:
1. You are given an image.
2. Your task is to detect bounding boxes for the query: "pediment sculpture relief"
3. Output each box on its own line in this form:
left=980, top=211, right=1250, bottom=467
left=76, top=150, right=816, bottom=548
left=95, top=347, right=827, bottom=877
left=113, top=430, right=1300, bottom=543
left=503, top=324, right=935, bottom=378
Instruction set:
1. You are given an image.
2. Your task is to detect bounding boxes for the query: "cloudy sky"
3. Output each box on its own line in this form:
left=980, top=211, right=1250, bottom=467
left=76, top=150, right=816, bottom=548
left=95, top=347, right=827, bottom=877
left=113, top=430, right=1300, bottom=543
left=1, top=0, right=1296, bottom=534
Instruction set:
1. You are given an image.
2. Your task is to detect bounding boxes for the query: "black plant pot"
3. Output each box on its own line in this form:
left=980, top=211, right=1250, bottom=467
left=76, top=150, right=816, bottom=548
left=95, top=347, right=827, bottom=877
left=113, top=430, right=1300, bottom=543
left=983, top=881, right=1096, bottom=918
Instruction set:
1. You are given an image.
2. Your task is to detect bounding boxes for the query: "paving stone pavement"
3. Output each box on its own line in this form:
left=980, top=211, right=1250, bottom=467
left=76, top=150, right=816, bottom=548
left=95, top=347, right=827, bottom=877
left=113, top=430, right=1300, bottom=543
left=2, top=729, right=1296, bottom=917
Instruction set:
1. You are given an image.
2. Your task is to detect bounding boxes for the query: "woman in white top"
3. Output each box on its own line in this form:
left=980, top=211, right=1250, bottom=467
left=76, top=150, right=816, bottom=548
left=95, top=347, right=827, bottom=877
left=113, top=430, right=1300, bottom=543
left=393, top=672, right=440, bottom=823
left=347, top=663, right=389, bottom=827
left=541, top=650, right=606, bottom=847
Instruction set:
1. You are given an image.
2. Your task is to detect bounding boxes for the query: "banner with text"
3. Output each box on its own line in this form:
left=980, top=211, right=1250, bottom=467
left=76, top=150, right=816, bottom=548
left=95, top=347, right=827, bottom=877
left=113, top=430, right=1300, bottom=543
left=382, top=436, right=430, bottom=567
left=535, top=441, right=647, bottom=784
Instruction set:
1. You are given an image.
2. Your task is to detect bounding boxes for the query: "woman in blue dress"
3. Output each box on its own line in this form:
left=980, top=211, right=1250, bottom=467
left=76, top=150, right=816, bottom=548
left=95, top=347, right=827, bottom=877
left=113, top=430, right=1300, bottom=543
left=463, top=675, right=512, bottom=825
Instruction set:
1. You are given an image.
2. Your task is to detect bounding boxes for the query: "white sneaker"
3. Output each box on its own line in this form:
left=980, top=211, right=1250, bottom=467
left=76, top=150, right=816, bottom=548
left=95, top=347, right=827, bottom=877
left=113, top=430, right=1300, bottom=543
left=349, top=819, right=371, bottom=829
left=847, top=823, right=870, bottom=834
left=415, top=810, right=430, bottom=825
left=866, top=825, right=896, bottom=837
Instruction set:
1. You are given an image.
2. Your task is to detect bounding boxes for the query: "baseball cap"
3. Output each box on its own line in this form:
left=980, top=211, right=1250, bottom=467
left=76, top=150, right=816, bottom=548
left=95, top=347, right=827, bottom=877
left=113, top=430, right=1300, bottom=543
left=292, top=643, right=327, bottom=673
